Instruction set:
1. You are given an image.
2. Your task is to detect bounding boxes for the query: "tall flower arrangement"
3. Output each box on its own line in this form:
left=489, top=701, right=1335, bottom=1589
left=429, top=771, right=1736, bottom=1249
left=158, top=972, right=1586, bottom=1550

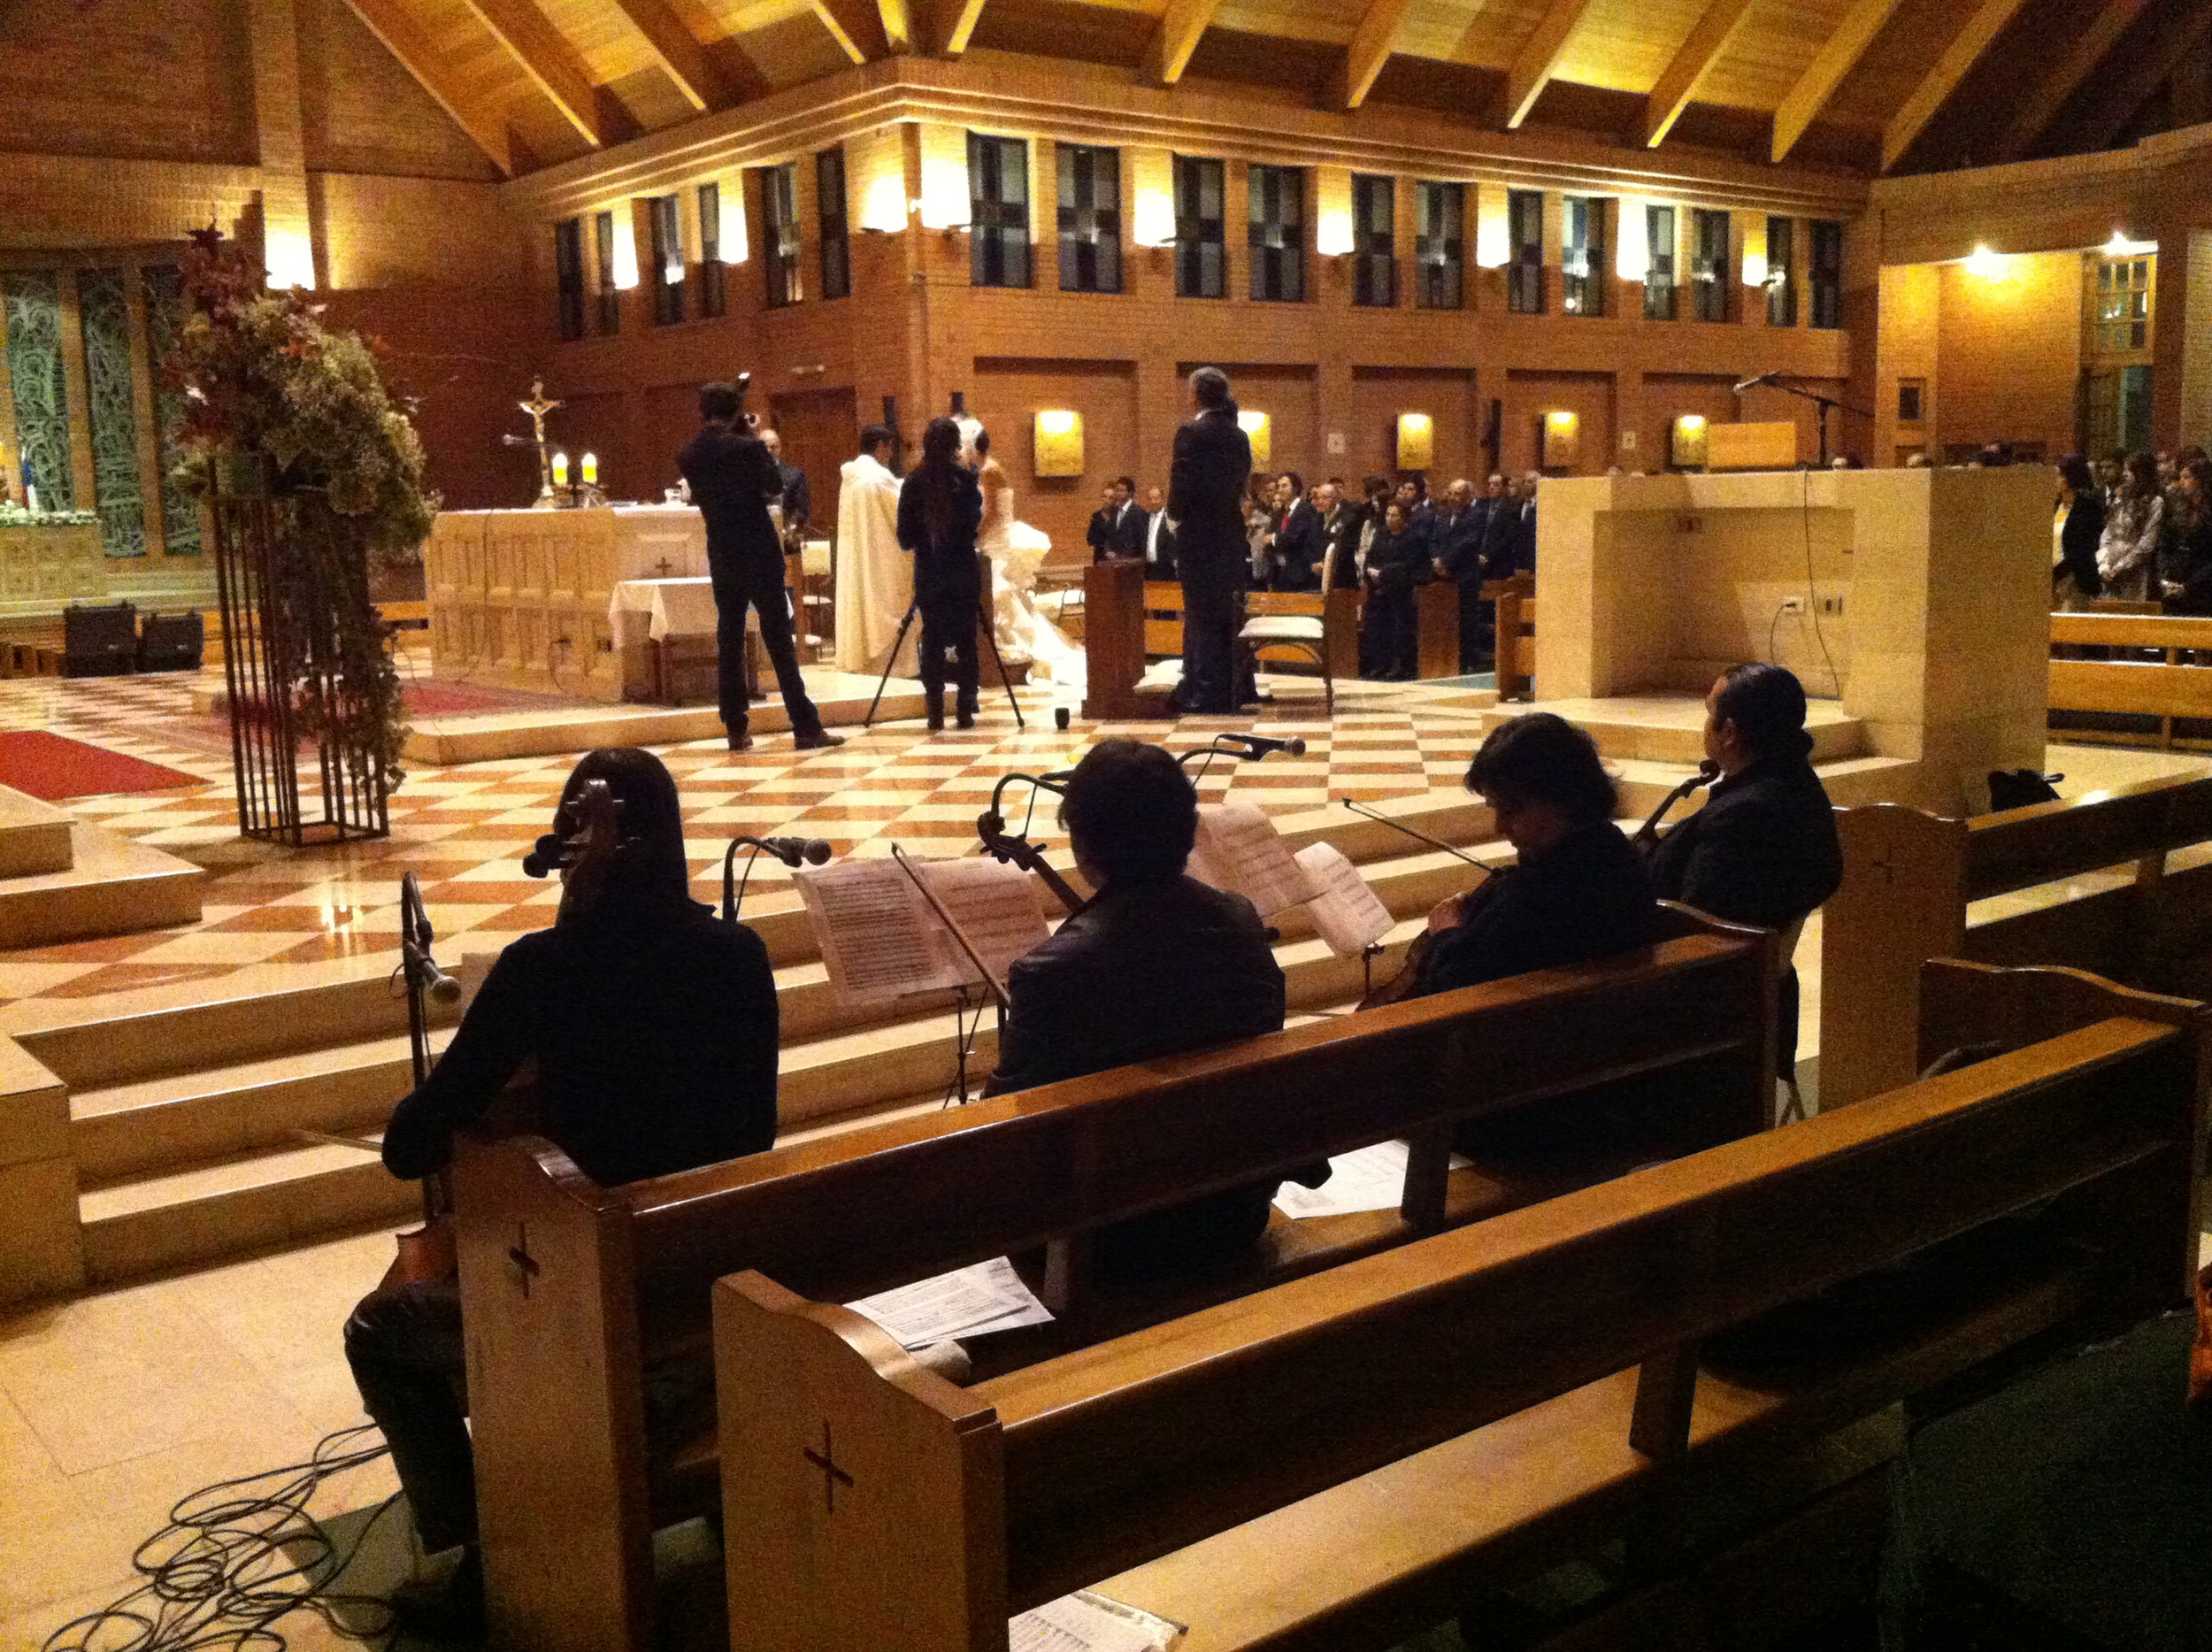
left=170, top=227, right=432, bottom=788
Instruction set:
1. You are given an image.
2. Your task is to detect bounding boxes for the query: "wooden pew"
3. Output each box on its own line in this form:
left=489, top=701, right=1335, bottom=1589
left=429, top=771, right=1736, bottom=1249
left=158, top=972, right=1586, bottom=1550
left=1484, top=572, right=1534, bottom=700
left=719, top=958, right=2206, bottom=1652
left=2049, top=610, right=2212, bottom=748
left=452, top=913, right=1774, bottom=1652
left=1819, top=771, right=2212, bottom=1105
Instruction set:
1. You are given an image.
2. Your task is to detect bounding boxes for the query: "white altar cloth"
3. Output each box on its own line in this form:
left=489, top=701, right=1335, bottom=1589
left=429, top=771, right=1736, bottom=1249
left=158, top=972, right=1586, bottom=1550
left=608, top=577, right=756, bottom=643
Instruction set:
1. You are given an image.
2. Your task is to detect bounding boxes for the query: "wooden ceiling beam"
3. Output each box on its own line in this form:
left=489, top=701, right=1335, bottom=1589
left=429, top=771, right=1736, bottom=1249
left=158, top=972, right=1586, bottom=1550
left=1771, top=0, right=1908, bottom=163
left=1879, top=0, right=2032, bottom=171
left=457, top=0, right=605, bottom=146
left=1992, top=0, right=2149, bottom=162
left=808, top=0, right=893, bottom=62
left=607, top=0, right=730, bottom=111
left=933, top=0, right=987, bottom=54
left=2069, top=4, right=2212, bottom=152
left=1143, top=0, right=1225, bottom=86
left=1502, top=0, right=1596, bottom=129
left=1644, top=0, right=1755, bottom=147
left=339, top=0, right=512, bottom=173
left=875, top=0, right=912, bottom=51
left=1330, top=0, right=1417, bottom=110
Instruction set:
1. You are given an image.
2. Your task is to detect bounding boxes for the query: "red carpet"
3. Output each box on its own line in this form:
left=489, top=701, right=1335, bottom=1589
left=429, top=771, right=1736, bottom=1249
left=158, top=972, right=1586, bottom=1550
left=0, top=731, right=204, bottom=800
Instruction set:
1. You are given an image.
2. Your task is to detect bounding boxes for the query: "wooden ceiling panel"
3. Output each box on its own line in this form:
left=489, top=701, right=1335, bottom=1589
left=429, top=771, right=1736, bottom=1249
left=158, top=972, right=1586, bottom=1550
left=1181, top=21, right=1341, bottom=89
left=731, top=8, right=857, bottom=83
left=1819, top=0, right=1987, bottom=126
left=969, top=0, right=1158, bottom=62
left=1390, top=0, right=1544, bottom=69
left=1553, top=0, right=1709, bottom=94
left=534, top=0, right=660, bottom=81
left=603, top=61, right=699, bottom=127
left=1216, top=0, right=1367, bottom=47
left=1696, top=0, right=1849, bottom=110
left=693, top=0, right=818, bottom=41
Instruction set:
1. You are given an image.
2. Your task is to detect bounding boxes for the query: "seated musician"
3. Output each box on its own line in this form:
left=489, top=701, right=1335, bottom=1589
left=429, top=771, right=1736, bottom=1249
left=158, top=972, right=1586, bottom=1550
left=1646, top=663, right=1842, bottom=1081
left=987, top=738, right=1291, bottom=1280
left=343, top=748, right=780, bottom=1631
left=1414, top=712, right=1661, bottom=998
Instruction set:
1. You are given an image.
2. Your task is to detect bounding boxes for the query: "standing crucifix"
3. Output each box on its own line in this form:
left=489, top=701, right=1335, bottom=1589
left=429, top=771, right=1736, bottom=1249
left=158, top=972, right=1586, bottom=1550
left=518, top=377, right=564, bottom=507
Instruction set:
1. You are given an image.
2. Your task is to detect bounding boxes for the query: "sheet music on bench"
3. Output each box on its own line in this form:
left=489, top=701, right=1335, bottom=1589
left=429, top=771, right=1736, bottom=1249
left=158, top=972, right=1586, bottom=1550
left=1010, top=1591, right=1184, bottom=1651
left=795, top=857, right=1049, bottom=1006
left=843, top=1256, right=1053, bottom=1348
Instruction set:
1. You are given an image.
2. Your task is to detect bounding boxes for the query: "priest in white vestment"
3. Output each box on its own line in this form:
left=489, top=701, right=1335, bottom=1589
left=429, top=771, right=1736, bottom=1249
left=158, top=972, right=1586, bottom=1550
left=833, top=427, right=913, bottom=676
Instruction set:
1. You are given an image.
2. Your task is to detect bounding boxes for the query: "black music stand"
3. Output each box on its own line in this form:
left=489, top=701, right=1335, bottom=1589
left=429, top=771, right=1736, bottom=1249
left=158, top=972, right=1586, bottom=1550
left=861, top=596, right=1025, bottom=730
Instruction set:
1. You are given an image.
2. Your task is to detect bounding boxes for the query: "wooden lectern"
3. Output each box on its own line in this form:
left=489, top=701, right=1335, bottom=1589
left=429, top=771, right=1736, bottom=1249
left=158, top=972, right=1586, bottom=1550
left=1082, top=558, right=1175, bottom=720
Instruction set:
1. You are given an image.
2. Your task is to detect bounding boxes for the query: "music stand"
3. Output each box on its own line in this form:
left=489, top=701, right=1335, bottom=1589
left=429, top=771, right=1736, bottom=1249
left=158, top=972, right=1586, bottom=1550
left=862, top=595, right=1026, bottom=730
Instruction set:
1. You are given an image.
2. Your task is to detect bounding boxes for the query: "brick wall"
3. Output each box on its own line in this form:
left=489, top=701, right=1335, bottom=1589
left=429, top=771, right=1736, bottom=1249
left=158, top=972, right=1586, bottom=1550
left=1936, top=251, right=2083, bottom=458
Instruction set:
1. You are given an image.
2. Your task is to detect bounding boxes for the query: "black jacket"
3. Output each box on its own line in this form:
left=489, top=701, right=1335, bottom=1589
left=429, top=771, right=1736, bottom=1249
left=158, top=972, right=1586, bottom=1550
left=678, top=423, right=784, bottom=574
left=1478, top=497, right=1521, bottom=580
left=991, top=874, right=1287, bottom=1279
left=775, top=461, right=811, bottom=534
left=2163, top=509, right=2212, bottom=615
left=896, top=469, right=986, bottom=608
left=2059, top=489, right=2105, bottom=597
left=382, top=897, right=780, bottom=1187
left=1417, top=822, right=1660, bottom=998
left=1365, top=525, right=1431, bottom=595
left=1168, top=403, right=1255, bottom=572
left=1274, top=499, right=1324, bottom=589
left=1647, top=755, right=1842, bottom=933
left=1432, top=506, right=1487, bottom=584
left=1140, top=508, right=1178, bottom=579
left=1087, top=501, right=1143, bottom=561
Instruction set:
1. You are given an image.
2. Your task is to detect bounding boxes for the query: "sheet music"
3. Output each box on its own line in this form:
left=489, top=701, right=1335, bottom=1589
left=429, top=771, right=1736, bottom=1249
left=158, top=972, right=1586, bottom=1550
left=919, top=858, right=1052, bottom=987
left=1294, top=841, right=1395, bottom=957
left=1010, top=1592, right=1184, bottom=1651
left=795, top=861, right=960, bottom=1004
left=1189, top=803, right=1320, bottom=918
left=845, top=1257, right=1053, bottom=1349
left=1271, top=1139, right=1471, bottom=1219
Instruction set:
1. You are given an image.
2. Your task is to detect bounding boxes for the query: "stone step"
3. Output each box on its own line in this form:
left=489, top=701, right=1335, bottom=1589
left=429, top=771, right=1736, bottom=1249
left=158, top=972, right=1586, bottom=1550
left=0, top=820, right=203, bottom=949
left=0, top=785, right=73, bottom=879
left=1477, top=694, right=1869, bottom=765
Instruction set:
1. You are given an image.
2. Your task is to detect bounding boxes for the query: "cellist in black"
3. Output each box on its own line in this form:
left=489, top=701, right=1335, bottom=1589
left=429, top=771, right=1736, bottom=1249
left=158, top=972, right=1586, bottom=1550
left=342, top=748, right=778, bottom=1634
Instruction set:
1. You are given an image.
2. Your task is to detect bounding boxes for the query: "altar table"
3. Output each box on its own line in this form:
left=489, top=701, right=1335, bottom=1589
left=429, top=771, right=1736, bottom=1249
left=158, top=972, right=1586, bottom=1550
left=0, top=519, right=110, bottom=619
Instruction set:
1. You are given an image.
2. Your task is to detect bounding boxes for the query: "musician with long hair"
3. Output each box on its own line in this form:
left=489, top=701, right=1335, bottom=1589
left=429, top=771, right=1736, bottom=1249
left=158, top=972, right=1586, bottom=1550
left=343, top=748, right=779, bottom=1633
left=897, top=415, right=987, bottom=731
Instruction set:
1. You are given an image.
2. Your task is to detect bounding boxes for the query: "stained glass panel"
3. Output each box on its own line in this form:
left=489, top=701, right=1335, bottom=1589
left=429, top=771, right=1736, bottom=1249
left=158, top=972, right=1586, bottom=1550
left=3, top=271, right=75, bottom=509
left=78, top=267, right=147, bottom=557
left=142, top=265, right=201, bottom=555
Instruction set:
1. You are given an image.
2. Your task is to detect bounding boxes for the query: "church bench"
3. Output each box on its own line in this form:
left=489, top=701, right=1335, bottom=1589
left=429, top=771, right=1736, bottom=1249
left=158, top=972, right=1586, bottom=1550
left=1819, top=771, right=2212, bottom=1104
left=1484, top=572, right=1534, bottom=700
left=451, top=911, right=1775, bottom=1652
left=2049, top=611, right=2212, bottom=749
left=718, top=957, right=2208, bottom=1652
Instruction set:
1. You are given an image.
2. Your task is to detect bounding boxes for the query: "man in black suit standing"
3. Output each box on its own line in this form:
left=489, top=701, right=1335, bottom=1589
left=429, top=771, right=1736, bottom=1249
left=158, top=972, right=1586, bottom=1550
left=1138, top=483, right=1177, bottom=580
left=1479, top=471, right=1526, bottom=581
left=1512, top=469, right=1541, bottom=575
left=1430, top=478, right=1490, bottom=672
left=677, top=382, right=844, bottom=753
left=1087, top=477, right=1143, bottom=561
left=1168, top=366, right=1253, bottom=713
left=760, top=428, right=810, bottom=543
left=1272, top=473, right=1323, bottom=590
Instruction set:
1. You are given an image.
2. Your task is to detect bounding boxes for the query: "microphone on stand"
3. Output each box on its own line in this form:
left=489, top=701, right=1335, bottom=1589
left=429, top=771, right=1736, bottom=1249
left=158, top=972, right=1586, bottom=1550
left=722, top=834, right=834, bottom=924
left=1218, top=733, right=1308, bottom=759
left=1733, top=372, right=1779, bottom=394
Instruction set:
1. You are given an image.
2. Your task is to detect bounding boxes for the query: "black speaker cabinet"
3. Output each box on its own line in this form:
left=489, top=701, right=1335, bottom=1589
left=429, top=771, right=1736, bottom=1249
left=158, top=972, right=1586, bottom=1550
left=62, top=601, right=138, bottom=677
left=137, top=611, right=205, bottom=672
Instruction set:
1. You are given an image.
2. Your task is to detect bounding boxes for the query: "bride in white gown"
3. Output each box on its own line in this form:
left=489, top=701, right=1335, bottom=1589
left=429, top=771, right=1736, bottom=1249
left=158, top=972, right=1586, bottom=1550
left=972, top=428, right=1085, bottom=687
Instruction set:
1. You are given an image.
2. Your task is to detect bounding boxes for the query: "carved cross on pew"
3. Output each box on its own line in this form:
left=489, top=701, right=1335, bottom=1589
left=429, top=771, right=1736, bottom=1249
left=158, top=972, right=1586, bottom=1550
left=803, top=1421, right=855, bottom=1512
left=654, top=557, right=674, bottom=577
left=508, top=1223, right=541, bottom=1298
left=1870, top=851, right=1903, bottom=885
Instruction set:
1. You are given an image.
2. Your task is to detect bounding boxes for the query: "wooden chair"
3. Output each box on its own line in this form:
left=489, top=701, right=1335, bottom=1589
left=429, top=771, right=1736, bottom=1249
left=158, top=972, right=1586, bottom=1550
left=1818, top=770, right=2212, bottom=1105
left=718, top=955, right=2207, bottom=1652
left=451, top=914, right=1774, bottom=1652
left=1237, top=542, right=1339, bottom=713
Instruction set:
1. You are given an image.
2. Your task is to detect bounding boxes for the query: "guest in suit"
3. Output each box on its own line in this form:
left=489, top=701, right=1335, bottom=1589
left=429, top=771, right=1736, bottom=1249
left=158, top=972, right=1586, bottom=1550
left=1393, top=477, right=1433, bottom=551
left=897, top=417, right=987, bottom=731
left=1138, top=483, right=1178, bottom=580
left=2054, top=453, right=2105, bottom=607
left=1430, top=479, right=1489, bottom=672
left=1512, top=470, right=1541, bottom=575
left=1171, top=368, right=1256, bottom=713
left=1478, top=472, right=1522, bottom=582
left=1647, top=664, right=1843, bottom=1087
left=1086, top=482, right=1122, bottom=562
left=760, top=428, right=810, bottom=542
left=1359, top=502, right=1426, bottom=680
left=988, top=739, right=1293, bottom=1279
left=676, top=384, right=841, bottom=752
left=346, top=749, right=780, bottom=1634
left=1307, top=480, right=1347, bottom=586
left=1272, top=472, right=1324, bottom=590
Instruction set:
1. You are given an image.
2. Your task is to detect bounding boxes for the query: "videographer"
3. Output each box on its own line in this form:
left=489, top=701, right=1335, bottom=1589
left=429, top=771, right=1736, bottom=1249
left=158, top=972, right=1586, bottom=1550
left=676, top=379, right=843, bottom=752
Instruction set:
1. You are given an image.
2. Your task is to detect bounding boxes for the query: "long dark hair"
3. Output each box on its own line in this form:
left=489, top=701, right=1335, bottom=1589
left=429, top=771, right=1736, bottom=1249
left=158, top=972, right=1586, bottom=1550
left=915, top=416, right=965, bottom=545
left=555, top=748, right=692, bottom=914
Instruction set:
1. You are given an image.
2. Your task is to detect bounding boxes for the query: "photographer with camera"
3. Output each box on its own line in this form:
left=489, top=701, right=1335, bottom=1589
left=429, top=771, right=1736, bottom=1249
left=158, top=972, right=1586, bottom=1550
left=676, top=377, right=843, bottom=752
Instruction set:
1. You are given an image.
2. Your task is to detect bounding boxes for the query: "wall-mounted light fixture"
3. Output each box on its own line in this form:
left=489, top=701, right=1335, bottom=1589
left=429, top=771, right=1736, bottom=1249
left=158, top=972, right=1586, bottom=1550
left=718, top=184, right=749, bottom=264
left=1670, top=414, right=1709, bottom=470
left=1540, top=411, right=1581, bottom=470
left=918, top=152, right=972, bottom=232
left=1133, top=191, right=1177, bottom=249
left=1962, top=243, right=2009, bottom=280
left=2104, top=229, right=2156, bottom=257
left=1317, top=210, right=1355, bottom=258
left=609, top=214, right=640, bottom=289
left=1237, top=409, right=1271, bottom=465
left=1034, top=410, right=1084, bottom=476
left=264, top=227, right=316, bottom=292
left=1615, top=198, right=1650, bottom=283
left=1395, top=412, right=1433, bottom=472
left=859, top=173, right=908, bottom=234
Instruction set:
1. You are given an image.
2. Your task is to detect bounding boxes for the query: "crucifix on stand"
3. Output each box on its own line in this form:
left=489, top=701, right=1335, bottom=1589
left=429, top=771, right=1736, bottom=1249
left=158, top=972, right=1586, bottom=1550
left=506, top=378, right=564, bottom=508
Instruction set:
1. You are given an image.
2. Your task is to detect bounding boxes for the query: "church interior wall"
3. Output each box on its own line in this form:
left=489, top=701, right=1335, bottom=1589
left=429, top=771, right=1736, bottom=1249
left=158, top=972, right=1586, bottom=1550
left=0, top=0, right=257, bottom=166
left=1934, top=250, right=2085, bottom=461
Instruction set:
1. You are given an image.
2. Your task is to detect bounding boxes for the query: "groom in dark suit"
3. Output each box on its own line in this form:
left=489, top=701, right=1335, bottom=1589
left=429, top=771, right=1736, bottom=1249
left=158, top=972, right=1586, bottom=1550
left=1167, top=368, right=1253, bottom=713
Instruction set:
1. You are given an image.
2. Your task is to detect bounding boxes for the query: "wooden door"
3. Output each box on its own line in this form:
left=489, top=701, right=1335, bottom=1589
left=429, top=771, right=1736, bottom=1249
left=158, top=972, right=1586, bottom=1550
left=767, top=387, right=862, bottom=536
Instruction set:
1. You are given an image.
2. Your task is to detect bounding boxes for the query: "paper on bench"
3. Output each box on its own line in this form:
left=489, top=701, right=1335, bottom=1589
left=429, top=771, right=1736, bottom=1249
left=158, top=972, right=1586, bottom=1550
left=845, top=1256, right=1053, bottom=1349
left=1010, top=1591, right=1184, bottom=1651
left=1271, top=1139, right=1471, bottom=1219
left=1187, top=803, right=1320, bottom=918
left=1293, top=841, right=1395, bottom=957
left=797, top=857, right=1048, bottom=1006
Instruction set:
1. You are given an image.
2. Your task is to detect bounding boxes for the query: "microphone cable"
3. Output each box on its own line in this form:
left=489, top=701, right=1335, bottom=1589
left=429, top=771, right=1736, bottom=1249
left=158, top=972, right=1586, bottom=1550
left=41, top=1425, right=403, bottom=1652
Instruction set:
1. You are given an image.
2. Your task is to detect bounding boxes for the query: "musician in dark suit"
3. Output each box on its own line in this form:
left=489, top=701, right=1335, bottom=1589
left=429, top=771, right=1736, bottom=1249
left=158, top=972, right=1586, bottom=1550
left=1138, top=483, right=1177, bottom=580
left=1647, top=663, right=1842, bottom=1085
left=346, top=749, right=780, bottom=1633
left=1168, top=367, right=1255, bottom=713
left=988, top=739, right=1292, bottom=1279
left=675, top=383, right=842, bottom=752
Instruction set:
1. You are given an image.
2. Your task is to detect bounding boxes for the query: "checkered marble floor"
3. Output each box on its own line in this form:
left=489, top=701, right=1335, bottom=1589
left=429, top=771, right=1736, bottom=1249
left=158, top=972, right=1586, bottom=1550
left=0, top=666, right=1494, bottom=1024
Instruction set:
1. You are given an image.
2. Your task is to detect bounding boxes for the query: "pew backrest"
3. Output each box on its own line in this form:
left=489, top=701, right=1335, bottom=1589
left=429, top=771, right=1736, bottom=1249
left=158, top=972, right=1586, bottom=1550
left=1821, top=772, right=2212, bottom=1103
left=718, top=971, right=2207, bottom=1651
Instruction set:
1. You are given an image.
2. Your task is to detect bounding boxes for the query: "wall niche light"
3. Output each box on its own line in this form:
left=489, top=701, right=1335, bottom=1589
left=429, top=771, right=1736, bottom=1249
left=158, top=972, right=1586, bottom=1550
left=1395, top=412, right=1434, bottom=472
left=1033, top=410, right=1084, bottom=477
left=1670, top=414, right=1709, bottom=470
left=1237, top=409, right=1271, bottom=465
left=1540, top=410, right=1581, bottom=470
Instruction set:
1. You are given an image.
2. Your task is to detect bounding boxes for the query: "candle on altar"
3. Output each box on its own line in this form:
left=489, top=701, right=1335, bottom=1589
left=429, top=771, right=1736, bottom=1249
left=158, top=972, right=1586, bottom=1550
left=552, top=450, right=570, bottom=488
left=581, top=452, right=598, bottom=486
left=25, top=483, right=37, bottom=514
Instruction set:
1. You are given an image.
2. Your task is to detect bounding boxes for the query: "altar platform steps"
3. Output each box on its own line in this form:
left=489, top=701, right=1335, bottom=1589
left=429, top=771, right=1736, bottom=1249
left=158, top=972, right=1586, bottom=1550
left=0, top=818, right=204, bottom=949
left=0, top=786, right=73, bottom=879
left=1476, top=692, right=1870, bottom=766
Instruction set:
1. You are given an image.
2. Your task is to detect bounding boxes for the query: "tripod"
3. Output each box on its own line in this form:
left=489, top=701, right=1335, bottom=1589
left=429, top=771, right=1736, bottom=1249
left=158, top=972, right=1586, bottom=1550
left=862, top=596, right=1026, bottom=730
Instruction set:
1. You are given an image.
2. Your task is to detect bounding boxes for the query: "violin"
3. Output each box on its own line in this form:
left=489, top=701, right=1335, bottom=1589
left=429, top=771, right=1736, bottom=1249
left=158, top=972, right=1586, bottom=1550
left=1632, top=759, right=1718, bottom=855
left=977, top=771, right=1087, bottom=918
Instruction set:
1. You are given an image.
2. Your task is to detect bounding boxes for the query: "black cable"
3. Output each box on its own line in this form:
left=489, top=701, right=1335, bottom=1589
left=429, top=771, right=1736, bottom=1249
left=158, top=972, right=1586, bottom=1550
left=42, top=1425, right=402, bottom=1652
left=1801, top=469, right=1843, bottom=698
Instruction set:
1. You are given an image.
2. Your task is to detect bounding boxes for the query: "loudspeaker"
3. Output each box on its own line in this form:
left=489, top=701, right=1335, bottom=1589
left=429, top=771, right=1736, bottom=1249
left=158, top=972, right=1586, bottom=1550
left=138, top=611, right=204, bottom=672
left=62, top=602, right=138, bottom=677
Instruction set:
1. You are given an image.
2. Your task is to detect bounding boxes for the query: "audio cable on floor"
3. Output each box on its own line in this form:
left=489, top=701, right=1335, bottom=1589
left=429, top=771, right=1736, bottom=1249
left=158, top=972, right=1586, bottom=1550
left=42, top=1425, right=403, bottom=1652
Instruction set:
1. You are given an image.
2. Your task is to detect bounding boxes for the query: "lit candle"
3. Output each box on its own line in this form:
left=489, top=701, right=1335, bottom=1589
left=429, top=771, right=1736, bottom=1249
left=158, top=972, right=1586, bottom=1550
left=25, top=483, right=37, bottom=514
left=581, top=452, right=598, bottom=487
left=552, top=450, right=570, bottom=488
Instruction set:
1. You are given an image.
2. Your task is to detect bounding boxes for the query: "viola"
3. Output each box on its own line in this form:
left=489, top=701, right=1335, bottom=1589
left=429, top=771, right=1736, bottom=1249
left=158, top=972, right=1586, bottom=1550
left=977, top=771, right=1087, bottom=918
